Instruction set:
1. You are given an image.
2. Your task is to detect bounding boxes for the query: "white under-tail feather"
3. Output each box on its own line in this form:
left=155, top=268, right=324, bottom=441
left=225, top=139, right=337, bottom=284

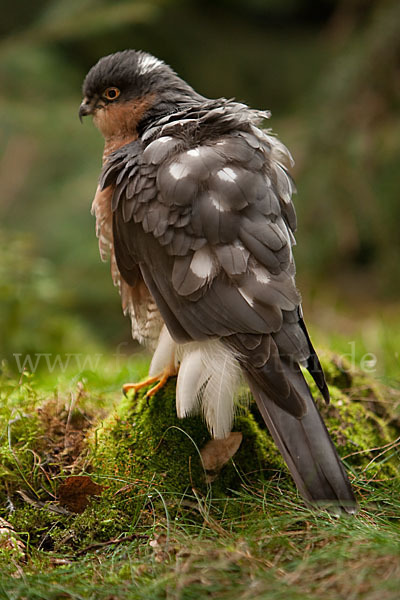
left=199, top=341, right=241, bottom=438
left=176, top=340, right=241, bottom=439
left=175, top=347, right=208, bottom=418
left=150, top=328, right=242, bottom=439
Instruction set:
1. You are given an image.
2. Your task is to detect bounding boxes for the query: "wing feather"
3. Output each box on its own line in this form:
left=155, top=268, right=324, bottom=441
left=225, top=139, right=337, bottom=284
left=101, top=116, right=328, bottom=418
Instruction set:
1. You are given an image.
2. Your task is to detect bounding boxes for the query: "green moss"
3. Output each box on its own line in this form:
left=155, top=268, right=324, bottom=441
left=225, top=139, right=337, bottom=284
left=319, top=353, right=353, bottom=390
left=1, top=353, right=399, bottom=561
left=91, top=355, right=400, bottom=503
left=89, top=377, right=288, bottom=500
left=306, top=357, right=400, bottom=478
left=49, top=493, right=139, bottom=552
left=91, top=379, right=205, bottom=491
left=0, top=373, right=46, bottom=503
left=6, top=506, right=60, bottom=550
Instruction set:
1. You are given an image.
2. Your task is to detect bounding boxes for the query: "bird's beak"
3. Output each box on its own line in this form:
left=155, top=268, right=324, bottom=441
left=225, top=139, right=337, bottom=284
left=79, top=98, right=94, bottom=122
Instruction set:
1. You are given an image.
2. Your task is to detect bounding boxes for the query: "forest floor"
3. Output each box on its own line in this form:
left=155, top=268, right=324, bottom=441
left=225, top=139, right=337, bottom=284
left=0, top=322, right=399, bottom=600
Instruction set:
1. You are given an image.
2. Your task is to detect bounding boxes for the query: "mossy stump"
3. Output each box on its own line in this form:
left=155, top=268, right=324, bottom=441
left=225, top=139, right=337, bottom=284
left=90, top=353, right=400, bottom=497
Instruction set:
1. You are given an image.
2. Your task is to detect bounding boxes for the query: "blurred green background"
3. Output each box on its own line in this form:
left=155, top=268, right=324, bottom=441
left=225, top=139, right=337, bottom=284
left=0, top=0, right=399, bottom=382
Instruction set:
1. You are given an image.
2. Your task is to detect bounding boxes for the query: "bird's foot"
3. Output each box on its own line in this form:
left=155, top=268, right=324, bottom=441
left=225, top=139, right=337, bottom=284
left=122, top=365, right=177, bottom=399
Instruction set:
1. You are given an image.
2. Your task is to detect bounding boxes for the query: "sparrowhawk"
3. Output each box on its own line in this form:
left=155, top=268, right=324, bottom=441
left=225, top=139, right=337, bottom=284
left=79, top=50, right=357, bottom=513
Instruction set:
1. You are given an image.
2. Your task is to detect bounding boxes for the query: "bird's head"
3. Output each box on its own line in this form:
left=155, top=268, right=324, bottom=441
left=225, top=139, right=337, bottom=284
left=79, top=50, right=203, bottom=140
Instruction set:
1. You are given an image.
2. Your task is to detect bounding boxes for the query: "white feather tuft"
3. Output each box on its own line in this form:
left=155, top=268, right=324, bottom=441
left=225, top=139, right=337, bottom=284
left=176, top=340, right=241, bottom=439
left=137, top=53, right=163, bottom=75
left=176, top=347, right=207, bottom=418
left=200, top=342, right=241, bottom=438
left=149, top=333, right=242, bottom=439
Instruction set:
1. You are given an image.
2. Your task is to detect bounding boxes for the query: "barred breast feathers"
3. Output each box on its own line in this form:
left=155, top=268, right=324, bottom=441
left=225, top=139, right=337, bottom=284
left=91, top=184, right=164, bottom=349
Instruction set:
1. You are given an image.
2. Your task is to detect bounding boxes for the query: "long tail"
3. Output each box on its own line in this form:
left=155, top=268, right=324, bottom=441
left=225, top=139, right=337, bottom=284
left=245, top=369, right=357, bottom=514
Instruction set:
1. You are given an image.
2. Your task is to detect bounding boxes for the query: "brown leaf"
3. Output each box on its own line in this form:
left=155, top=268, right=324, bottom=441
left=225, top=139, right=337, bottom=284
left=200, top=432, right=243, bottom=482
left=58, top=475, right=104, bottom=513
left=0, top=517, right=26, bottom=560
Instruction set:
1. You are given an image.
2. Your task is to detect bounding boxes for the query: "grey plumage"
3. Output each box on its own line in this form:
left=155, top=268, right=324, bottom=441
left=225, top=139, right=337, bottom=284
left=83, top=50, right=357, bottom=512
left=247, top=377, right=356, bottom=511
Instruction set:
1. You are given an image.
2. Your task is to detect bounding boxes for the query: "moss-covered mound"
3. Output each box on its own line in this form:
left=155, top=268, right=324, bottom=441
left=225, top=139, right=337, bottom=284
left=90, top=380, right=283, bottom=498
left=0, top=354, right=399, bottom=560
left=90, top=354, right=400, bottom=496
left=313, top=354, right=399, bottom=478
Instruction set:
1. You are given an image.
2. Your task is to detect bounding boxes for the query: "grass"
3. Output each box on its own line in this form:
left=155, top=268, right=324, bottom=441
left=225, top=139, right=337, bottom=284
left=0, top=330, right=399, bottom=600
left=1, top=483, right=400, bottom=599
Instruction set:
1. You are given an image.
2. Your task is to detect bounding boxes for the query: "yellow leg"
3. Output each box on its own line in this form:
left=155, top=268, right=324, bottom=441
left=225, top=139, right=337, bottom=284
left=122, top=364, right=177, bottom=399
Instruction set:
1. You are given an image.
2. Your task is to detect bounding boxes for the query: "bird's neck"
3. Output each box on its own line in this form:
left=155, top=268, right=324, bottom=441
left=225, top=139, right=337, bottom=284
left=102, top=135, right=136, bottom=162
left=137, top=92, right=206, bottom=136
left=96, top=94, right=157, bottom=160
left=99, top=93, right=206, bottom=159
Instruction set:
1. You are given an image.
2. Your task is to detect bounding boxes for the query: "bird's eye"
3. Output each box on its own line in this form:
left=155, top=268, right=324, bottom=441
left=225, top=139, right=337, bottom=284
left=103, top=87, right=121, bottom=101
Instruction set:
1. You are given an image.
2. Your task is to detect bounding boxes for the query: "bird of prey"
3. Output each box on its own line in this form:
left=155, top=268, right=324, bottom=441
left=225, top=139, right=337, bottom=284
left=79, top=50, right=357, bottom=512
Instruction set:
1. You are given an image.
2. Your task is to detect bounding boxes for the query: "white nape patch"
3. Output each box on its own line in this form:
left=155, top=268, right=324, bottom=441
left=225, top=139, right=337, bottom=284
left=187, top=148, right=200, bottom=157
left=190, top=246, right=215, bottom=279
left=169, top=162, right=191, bottom=180
left=253, top=267, right=271, bottom=285
left=238, top=288, right=255, bottom=307
left=137, top=53, right=163, bottom=75
left=176, top=340, right=241, bottom=439
left=217, top=167, right=237, bottom=183
left=211, top=195, right=228, bottom=212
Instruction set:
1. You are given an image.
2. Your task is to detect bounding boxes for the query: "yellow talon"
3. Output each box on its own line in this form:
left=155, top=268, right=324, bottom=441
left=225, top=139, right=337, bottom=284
left=122, top=374, right=162, bottom=397
left=122, top=366, right=177, bottom=398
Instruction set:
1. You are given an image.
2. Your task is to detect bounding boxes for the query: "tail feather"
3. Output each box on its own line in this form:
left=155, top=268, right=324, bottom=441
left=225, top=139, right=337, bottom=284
left=245, top=369, right=357, bottom=513
left=298, top=315, right=330, bottom=403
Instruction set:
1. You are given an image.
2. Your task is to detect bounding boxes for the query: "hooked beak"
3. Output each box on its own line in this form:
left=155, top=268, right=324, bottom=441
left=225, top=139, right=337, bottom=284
left=79, top=98, right=94, bottom=122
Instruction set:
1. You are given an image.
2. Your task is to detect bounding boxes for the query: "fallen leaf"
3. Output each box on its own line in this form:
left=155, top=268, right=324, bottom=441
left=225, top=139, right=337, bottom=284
left=200, top=432, right=243, bottom=482
left=58, top=475, right=104, bottom=513
left=0, top=517, right=26, bottom=559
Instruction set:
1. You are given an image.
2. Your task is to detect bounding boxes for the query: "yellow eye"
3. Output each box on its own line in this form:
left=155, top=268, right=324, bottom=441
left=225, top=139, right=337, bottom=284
left=103, top=87, right=120, bottom=101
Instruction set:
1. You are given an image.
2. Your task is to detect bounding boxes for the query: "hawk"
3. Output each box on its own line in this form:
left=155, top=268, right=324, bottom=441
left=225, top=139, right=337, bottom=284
left=79, top=50, right=356, bottom=512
